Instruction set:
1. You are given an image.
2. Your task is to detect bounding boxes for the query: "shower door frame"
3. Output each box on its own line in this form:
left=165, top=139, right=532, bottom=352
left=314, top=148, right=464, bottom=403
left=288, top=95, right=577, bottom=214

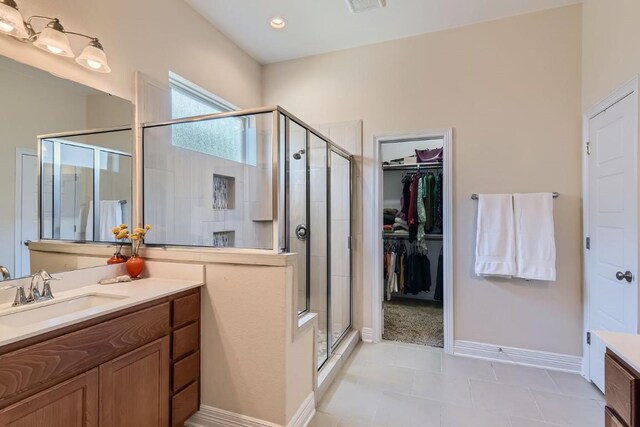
left=327, top=147, right=354, bottom=355
left=282, top=110, right=355, bottom=369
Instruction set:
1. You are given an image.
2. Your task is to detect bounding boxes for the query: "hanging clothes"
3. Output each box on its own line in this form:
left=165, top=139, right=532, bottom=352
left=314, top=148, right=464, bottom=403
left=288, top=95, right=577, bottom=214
left=408, top=173, right=420, bottom=242
left=416, top=175, right=427, bottom=244
left=434, top=248, right=444, bottom=301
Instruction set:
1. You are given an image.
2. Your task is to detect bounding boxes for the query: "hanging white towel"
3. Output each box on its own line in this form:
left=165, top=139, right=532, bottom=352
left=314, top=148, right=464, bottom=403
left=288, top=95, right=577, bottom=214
left=475, top=194, right=517, bottom=277
left=99, top=201, right=123, bottom=242
left=85, top=201, right=94, bottom=240
left=513, top=193, right=556, bottom=281
left=85, top=200, right=123, bottom=242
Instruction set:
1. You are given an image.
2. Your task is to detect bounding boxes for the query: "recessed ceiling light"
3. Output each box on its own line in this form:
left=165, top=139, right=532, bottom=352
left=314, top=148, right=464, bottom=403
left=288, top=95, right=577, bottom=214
left=270, top=17, right=287, bottom=29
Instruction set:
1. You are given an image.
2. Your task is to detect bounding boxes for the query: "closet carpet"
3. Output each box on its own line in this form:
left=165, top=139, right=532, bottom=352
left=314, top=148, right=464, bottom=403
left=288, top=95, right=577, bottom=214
left=383, top=299, right=444, bottom=348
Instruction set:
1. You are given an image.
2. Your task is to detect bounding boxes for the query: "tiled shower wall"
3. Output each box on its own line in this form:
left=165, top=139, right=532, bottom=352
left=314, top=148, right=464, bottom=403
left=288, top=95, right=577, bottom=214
left=144, top=120, right=273, bottom=249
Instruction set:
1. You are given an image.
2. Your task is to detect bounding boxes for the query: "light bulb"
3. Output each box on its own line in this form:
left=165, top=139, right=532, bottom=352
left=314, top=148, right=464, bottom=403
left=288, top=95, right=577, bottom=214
left=86, top=59, right=102, bottom=69
left=0, top=21, right=14, bottom=33
left=270, top=17, right=287, bottom=29
left=47, top=45, right=63, bottom=54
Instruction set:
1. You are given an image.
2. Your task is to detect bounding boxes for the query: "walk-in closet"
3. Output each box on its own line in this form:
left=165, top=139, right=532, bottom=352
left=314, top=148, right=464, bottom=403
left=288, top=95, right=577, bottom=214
left=381, top=137, right=446, bottom=348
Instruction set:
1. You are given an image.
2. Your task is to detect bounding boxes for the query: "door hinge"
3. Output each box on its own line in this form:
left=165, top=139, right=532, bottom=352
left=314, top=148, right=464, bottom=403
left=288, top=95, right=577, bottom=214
left=586, top=237, right=590, bottom=250
left=348, top=236, right=353, bottom=249
left=586, top=142, right=591, bottom=155
left=587, top=332, right=591, bottom=345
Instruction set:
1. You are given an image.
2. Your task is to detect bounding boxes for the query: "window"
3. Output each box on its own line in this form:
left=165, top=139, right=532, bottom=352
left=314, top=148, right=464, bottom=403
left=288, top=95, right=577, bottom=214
left=169, top=72, right=250, bottom=163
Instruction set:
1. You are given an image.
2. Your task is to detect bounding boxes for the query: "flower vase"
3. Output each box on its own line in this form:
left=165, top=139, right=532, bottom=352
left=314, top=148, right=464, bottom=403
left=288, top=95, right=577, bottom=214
left=126, top=255, right=145, bottom=279
left=107, top=253, right=127, bottom=265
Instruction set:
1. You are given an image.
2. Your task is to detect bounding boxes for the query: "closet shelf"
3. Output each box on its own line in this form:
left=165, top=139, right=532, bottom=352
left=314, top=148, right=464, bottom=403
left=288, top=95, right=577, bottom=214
left=382, top=162, right=443, bottom=171
left=383, top=233, right=443, bottom=240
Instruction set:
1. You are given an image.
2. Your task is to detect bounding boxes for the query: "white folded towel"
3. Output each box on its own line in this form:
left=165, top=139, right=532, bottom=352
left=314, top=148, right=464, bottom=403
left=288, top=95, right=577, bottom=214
left=475, top=194, right=517, bottom=277
left=513, top=193, right=556, bottom=281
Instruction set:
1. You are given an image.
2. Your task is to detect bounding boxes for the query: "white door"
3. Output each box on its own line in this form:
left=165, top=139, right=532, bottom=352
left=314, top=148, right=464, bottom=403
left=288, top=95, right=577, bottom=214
left=16, top=152, right=38, bottom=277
left=588, top=93, right=638, bottom=391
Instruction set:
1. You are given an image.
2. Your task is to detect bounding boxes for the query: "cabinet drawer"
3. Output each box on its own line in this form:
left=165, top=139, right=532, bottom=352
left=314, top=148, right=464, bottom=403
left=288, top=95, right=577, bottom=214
left=173, top=291, right=200, bottom=328
left=0, top=303, right=170, bottom=407
left=607, top=407, right=629, bottom=427
left=173, top=321, right=200, bottom=359
left=172, top=380, right=199, bottom=427
left=606, top=353, right=639, bottom=427
left=173, top=350, right=200, bottom=393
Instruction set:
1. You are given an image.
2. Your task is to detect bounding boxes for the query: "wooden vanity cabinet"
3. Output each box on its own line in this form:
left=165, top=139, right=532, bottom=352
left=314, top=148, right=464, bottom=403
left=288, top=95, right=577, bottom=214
left=0, top=369, right=99, bottom=427
left=605, top=349, right=640, bottom=427
left=0, top=287, right=201, bottom=427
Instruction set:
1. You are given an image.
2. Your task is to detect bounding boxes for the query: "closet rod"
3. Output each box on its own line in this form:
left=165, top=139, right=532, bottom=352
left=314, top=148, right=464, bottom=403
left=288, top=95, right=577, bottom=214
left=383, top=234, right=443, bottom=240
left=470, top=192, right=560, bottom=200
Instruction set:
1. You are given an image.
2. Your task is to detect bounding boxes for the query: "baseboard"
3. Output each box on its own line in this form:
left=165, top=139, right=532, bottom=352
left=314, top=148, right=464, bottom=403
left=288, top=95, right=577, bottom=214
left=186, top=393, right=315, bottom=427
left=361, top=327, right=374, bottom=343
left=287, top=392, right=315, bottom=427
left=453, top=340, right=582, bottom=373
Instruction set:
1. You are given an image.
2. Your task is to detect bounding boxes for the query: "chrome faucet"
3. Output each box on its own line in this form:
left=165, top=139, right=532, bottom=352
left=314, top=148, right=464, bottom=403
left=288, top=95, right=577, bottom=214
left=0, top=283, right=27, bottom=306
left=29, top=270, right=58, bottom=302
left=0, top=266, right=10, bottom=281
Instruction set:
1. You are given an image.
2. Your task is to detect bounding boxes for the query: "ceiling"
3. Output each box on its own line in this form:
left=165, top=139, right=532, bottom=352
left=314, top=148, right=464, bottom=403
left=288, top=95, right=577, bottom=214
left=184, top=0, right=581, bottom=64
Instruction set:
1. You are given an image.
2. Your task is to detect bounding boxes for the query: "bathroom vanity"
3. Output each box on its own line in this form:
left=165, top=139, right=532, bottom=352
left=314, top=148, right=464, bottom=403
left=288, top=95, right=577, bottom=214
left=0, top=268, right=203, bottom=427
left=596, top=331, right=640, bottom=427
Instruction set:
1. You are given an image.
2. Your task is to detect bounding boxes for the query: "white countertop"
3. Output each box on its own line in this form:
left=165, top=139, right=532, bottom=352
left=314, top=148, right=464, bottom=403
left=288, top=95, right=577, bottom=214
left=595, top=331, right=640, bottom=373
left=0, top=277, right=203, bottom=348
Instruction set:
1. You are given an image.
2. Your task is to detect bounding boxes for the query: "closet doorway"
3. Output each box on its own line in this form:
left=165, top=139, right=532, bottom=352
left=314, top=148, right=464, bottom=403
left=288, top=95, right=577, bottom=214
left=373, top=130, right=453, bottom=353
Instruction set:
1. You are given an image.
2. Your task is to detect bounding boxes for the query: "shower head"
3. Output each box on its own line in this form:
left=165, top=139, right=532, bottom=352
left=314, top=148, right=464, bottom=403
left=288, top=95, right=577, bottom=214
left=292, top=149, right=305, bottom=160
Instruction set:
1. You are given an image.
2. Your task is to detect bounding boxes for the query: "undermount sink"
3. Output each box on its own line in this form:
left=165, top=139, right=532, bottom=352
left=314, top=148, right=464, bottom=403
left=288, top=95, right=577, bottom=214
left=0, top=293, right=128, bottom=327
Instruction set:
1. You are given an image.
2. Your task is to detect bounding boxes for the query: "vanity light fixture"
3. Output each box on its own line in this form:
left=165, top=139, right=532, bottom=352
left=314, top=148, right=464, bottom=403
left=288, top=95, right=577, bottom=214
left=32, top=19, right=74, bottom=57
left=0, top=0, right=110, bottom=73
left=270, top=17, right=287, bottom=29
left=0, top=0, right=28, bottom=38
left=75, top=38, right=110, bottom=73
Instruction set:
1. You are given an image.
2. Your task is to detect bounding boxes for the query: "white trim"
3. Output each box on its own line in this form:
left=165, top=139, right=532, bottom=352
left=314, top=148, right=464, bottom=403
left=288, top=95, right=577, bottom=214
left=361, top=327, right=374, bottom=343
left=14, top=148, right=36, bottom=278
left=186, top=393, right=315, bottom=427
left=582, top=76, right=640, bottom=381
left=454, top=340, right=582, bottom=373
left=186, top=406, right=281, bottom=427
left=371, top=129, right=454, bottom=354
left=287, top=392, right=315, bottom=427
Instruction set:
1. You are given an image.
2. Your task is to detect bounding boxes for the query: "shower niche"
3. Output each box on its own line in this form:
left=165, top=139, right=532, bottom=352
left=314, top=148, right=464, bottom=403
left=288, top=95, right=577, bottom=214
left=213, top=174, right=235, bottom=210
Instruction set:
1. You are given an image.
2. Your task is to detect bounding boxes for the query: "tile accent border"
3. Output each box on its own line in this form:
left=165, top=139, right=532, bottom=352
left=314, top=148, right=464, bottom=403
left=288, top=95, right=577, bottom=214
left=186, top=392, right=315, bottom=427
left=454, top=340, right=582, bottom=373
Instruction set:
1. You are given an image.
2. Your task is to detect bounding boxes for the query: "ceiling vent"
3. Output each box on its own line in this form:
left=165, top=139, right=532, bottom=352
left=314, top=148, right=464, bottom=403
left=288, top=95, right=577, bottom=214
left=345, top=0, right=386, bottom=14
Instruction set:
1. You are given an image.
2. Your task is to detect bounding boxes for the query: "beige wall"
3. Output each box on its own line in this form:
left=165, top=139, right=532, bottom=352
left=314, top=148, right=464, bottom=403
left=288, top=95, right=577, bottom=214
left=582, top=0, right=640, bottom=110
left=264, top=5, right=584, bottom=355
left=0, top=0, right=262, bottom=108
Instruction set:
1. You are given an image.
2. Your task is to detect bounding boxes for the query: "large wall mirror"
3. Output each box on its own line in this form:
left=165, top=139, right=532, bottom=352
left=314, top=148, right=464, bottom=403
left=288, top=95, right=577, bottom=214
left=0, top=55, right=132, bottom=280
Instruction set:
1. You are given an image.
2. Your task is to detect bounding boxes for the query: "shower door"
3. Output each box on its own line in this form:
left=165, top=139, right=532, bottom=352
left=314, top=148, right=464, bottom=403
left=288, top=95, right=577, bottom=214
left=329, top=150, right=352, bottom=350
left=284, top=113, right=353, bottom=369
left=287, top=120, right=310, bottom=315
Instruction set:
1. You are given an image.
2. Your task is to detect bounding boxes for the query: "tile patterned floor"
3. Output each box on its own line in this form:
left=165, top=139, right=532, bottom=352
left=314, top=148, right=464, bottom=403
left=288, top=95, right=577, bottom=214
left=310, top=341, right=604, bottom=427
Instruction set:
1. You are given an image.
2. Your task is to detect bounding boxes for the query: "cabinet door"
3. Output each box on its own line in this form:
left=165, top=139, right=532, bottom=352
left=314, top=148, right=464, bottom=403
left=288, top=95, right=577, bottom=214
left=0, top=369, right=98, bottom=427
left=606, top=407, right=628, bottom=427
left=100, top=337, right=170, bottom=427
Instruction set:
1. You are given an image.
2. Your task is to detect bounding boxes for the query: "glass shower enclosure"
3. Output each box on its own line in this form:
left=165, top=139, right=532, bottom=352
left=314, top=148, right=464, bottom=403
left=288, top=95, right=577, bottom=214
left=39, top=128, right=133, bottom=243
left=141, top=106, right=353, bottom=370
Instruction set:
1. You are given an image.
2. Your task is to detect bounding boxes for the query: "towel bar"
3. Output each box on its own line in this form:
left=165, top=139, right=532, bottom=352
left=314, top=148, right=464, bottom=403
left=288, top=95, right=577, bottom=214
left=471, top=192, right=559, bottom=200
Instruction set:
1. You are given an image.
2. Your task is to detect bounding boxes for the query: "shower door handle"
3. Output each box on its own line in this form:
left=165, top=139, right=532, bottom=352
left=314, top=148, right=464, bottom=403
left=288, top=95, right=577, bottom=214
left=295, top=224, right=308, bottom=241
